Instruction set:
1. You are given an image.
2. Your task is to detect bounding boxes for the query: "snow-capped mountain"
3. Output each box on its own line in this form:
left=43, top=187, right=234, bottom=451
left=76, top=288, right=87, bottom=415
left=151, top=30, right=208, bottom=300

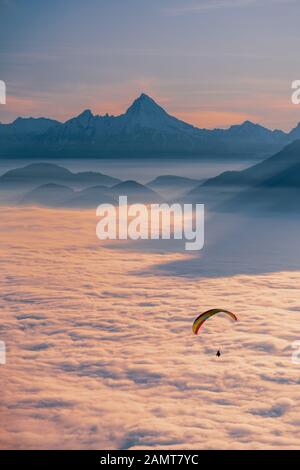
left=0, top=93, right=299, bottom=159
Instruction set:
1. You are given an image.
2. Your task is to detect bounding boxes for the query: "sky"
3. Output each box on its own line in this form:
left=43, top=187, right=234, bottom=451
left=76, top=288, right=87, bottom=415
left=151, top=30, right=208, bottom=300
left=1, top=0, right=300, bottom=130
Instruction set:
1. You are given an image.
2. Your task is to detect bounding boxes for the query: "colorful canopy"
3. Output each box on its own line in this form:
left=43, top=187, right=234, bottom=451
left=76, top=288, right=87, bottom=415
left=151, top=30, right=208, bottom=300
left=192, top=309, right=237, bottom=335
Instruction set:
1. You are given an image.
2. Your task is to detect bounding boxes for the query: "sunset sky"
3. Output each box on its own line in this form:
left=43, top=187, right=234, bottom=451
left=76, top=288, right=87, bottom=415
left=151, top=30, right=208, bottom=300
left=1, top=0, right=300, bottom=129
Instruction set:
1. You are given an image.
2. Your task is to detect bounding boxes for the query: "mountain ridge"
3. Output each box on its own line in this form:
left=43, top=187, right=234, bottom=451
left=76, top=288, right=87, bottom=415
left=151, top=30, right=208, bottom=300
left=1, top=93, right=299, bottom=159
left=185, top=139, right=300, bottom=212
left=0, top=162, right=121, bottom=190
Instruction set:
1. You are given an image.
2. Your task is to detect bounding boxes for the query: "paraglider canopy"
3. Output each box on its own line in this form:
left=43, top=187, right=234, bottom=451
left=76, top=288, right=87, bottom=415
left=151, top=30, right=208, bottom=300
left=192, top=308, right=237, bottom=335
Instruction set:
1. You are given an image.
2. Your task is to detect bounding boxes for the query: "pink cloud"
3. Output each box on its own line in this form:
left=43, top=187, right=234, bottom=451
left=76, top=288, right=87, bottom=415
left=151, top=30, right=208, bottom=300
left=0, top=207, right=300, bottom=449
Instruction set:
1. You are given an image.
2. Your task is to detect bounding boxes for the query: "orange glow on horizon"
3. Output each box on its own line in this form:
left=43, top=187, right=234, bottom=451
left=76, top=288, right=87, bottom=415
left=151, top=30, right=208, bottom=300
left=2, top=92, right=300, bottom=131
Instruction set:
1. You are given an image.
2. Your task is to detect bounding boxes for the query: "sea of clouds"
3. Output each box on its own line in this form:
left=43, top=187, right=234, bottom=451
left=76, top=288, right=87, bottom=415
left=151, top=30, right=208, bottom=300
left=1, top=207, right=300, bottom=449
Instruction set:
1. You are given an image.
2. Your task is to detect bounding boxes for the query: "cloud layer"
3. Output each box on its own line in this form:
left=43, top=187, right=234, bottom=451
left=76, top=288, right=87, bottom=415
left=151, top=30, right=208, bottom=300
left=1, top=207, right=300, bottom=449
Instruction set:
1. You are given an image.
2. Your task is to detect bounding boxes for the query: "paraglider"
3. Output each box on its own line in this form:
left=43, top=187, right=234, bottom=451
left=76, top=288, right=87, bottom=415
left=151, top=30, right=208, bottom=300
left=192, top=308, right=237, bottom=335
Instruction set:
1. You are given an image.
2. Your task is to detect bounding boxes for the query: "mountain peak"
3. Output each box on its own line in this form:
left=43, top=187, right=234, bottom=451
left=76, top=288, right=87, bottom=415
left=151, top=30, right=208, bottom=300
left=241, top=120, right=268, bottom=130
left=242, top=120, right=256, bottom=127
left=77, top=109, right=93, bottom=119
left=136, top=92, right=156, bottom=102
left=289, top=122, right=300, bottom=138
left=126, top=93, right=166, bottom=116
left=139, top=92, right=150, bottom=99
left=228, top=120, right=271, bottom=134
left=69, top=109, right=94, bottom=127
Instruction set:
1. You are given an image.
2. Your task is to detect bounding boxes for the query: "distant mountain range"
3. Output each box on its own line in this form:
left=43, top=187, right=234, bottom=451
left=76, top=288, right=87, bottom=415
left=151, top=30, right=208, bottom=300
left=21, top=183, right=75, bottom=207
left=0, top=162, right=164, bottom=207
left=1, top=138, right=300, bottom=212
left=1, top=93, right=300, bottom=159
left=186, top=139, right=300, bottom=212
left=0, top=163, right=120, bottom=190
left=148, top=175, right=202, bottom=199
